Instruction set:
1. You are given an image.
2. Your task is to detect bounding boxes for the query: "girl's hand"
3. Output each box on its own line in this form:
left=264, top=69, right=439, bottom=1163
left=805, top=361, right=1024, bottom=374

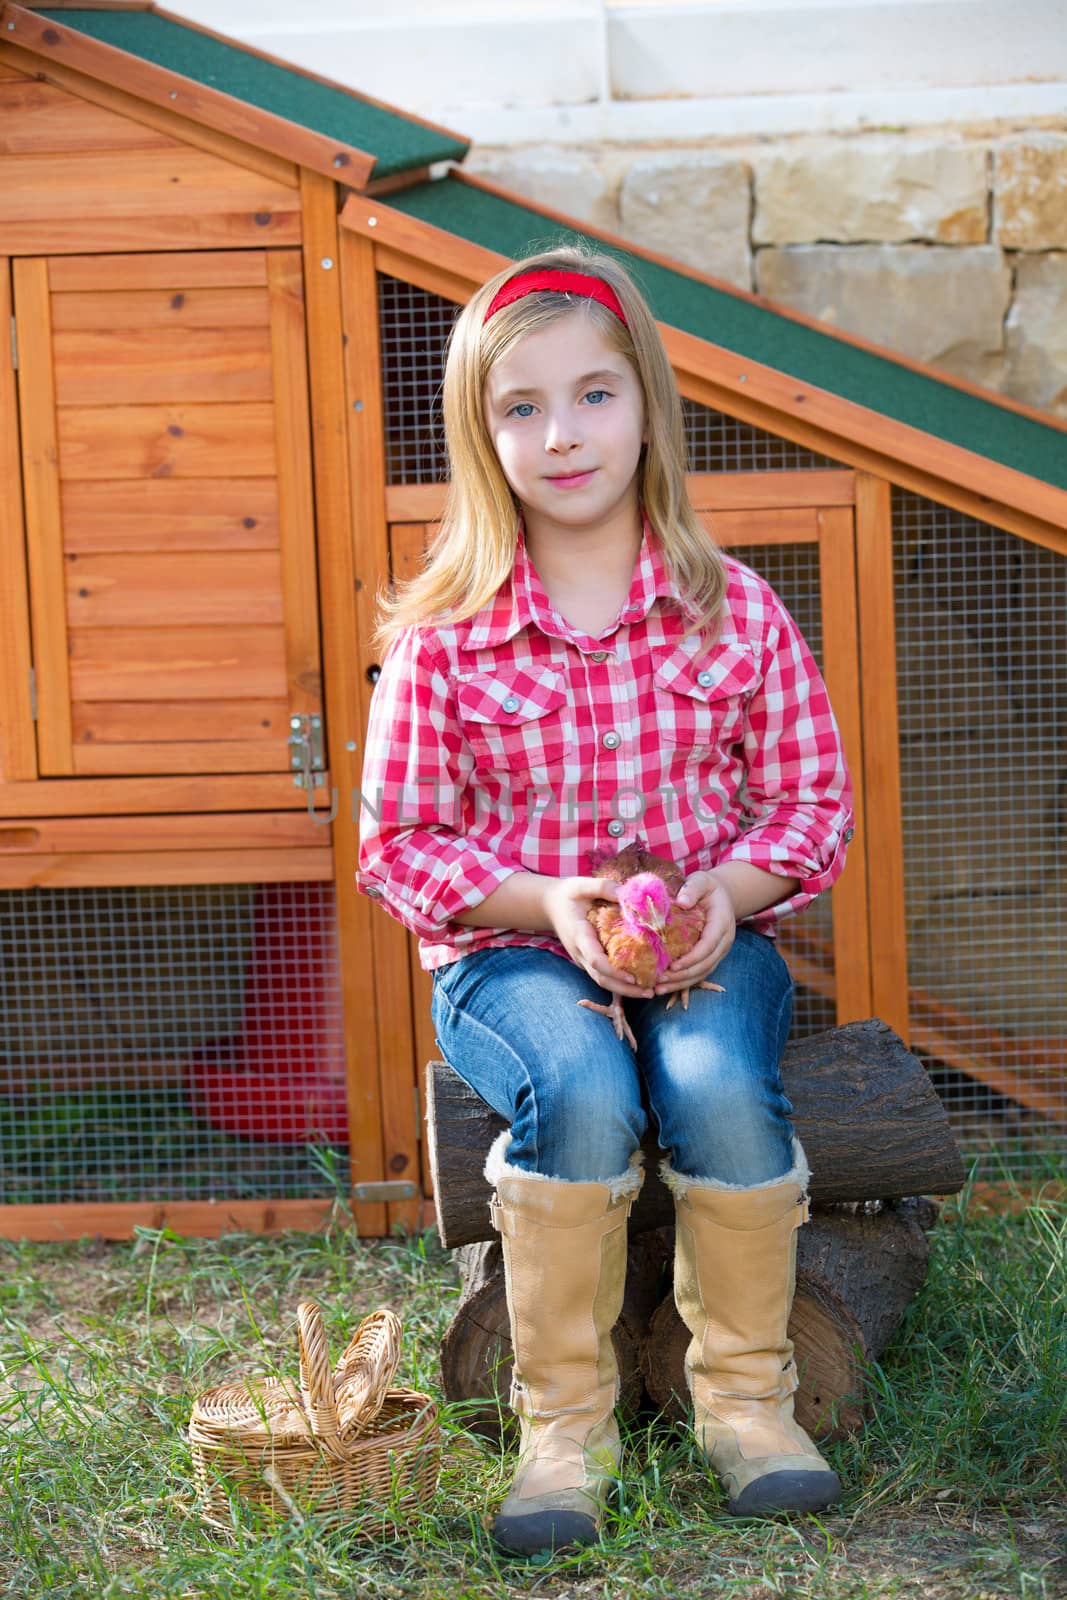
left=654, top=870, right=737, bottom=996
left=542, top=876, right=656, bottom=998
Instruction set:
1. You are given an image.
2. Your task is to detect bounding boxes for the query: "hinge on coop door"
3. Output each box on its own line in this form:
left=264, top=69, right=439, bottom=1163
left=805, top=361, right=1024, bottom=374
left=350, top=1181, right=420, bottom=1202
left=10, top=316, right=17, bottom=371
left=28, top=667, right=36, bottom=722
left=288, top=713, right=325, bottom=789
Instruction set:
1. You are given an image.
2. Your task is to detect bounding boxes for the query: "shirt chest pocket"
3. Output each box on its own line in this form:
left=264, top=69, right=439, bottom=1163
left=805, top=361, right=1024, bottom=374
left=652, top=644, right=760, bottom=754
left=455, top=667, right=571, bottom=775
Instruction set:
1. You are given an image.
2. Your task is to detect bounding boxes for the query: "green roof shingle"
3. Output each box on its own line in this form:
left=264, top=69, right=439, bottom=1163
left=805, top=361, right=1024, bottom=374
left=388, top=177, right=1067, bottom=493
left=40, top=9, right=469, bottom=178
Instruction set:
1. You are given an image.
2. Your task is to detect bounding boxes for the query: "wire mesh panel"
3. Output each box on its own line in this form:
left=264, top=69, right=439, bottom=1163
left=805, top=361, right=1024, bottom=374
left=0, top=882, right=349, bottom=1207
left=377, top=274, right=843, bottom=484
left=893, top=488, right=1067, bottom=1182
left=723, top=541, right=836, bottom=1042
left=682, top=401, right=840, bottom=473
left=379, top=276, right=455, bottom=485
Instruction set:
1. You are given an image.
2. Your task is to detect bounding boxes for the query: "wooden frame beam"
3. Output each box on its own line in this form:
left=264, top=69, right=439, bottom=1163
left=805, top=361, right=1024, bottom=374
left=854, top=473, right=910, bottom=1038
left=0, top=774, right=317, bottom=817
left=299, top=167, right=388, bottom=1237
left=0, top=845, right=332, bottom=888
left=0, top=258, right=36, bottom=781
left=338, top=218, right=424, bottom=1235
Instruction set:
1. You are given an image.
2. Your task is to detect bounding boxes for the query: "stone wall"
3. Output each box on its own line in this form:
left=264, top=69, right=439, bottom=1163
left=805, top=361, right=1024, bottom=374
left=466, top=128, right=1067, bottom=417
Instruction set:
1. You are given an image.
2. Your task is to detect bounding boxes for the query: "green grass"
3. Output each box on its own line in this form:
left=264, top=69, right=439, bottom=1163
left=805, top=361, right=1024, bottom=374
left=0, top=1188, right=1064, bottom=1600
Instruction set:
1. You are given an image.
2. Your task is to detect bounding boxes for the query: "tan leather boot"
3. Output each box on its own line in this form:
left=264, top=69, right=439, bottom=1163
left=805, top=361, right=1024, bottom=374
left=668, top=1149, right=842, bottom=1517
left=486, top=1134, right=643, bottom=1555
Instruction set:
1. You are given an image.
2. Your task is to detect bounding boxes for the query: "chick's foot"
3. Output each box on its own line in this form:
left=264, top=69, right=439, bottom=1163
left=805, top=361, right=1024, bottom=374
left=663, top=980, right=726, bottom=1013
left=577, top=995, right=637, bottom=1050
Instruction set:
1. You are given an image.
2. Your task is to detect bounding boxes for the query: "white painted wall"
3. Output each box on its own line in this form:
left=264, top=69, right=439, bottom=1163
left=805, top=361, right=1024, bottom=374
left=167, top=0, right=1067, bottom=141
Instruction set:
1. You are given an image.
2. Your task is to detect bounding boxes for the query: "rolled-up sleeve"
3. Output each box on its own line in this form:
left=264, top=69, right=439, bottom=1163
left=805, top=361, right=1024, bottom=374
left=718, top=596, right=854, bottom=924
left=356, top=626, right=521, bottom=940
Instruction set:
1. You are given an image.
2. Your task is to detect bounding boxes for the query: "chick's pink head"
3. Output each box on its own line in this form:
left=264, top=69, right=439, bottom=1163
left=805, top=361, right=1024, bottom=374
left=617, top=871, right=672, bottom=929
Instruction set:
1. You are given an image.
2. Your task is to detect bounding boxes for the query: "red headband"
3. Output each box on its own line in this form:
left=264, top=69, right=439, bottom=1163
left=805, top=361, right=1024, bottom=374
left=484, top=269, right=629, bottom=327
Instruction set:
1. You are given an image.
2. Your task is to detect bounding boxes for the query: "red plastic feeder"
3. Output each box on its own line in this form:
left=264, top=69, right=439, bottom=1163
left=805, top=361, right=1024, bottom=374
left=187, top=883, right=349, bottom=1143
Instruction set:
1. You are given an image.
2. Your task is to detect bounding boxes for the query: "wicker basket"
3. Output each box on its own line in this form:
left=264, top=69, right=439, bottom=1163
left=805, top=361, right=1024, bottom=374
left=189, top=1303, right=439, bottom=1531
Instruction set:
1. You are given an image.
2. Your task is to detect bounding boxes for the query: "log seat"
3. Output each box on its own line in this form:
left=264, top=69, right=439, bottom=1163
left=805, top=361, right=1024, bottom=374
left=425, top=1019, right=966, bottom=1442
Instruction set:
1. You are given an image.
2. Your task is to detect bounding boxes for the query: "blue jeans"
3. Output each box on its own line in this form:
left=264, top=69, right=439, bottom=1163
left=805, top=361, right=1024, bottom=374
left=430, top=929, right=796, bottom=1186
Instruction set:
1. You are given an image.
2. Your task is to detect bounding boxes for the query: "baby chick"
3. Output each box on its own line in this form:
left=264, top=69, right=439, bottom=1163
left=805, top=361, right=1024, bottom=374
left=578, top=842, right=724, bottom=1048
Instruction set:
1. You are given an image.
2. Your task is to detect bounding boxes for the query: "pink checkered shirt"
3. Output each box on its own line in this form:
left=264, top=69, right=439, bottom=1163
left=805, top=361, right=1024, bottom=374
left=357, top=527, right=853, bottom=970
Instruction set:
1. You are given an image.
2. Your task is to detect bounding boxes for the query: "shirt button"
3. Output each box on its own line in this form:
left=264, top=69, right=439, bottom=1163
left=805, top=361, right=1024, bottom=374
left=589, top=650, right=608, bottom=663
left=697, top=670, right=714, bottom=688
left=602, top=730, right=621, bottom=750
left=365, top=885, right=383, bottom=899
left=606, top=819, right=625, bottom=838
left=501, top=695, right=520, bottom=713
left=844, top=826, right=855, bottom=843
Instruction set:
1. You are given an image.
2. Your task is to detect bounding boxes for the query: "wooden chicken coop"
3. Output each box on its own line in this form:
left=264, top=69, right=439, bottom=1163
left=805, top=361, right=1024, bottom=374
left=1, top=2, right=1064, bottom=1241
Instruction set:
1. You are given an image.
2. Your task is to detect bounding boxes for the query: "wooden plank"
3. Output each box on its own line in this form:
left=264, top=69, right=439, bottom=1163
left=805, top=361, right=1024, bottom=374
left=816, top=504, right=872, bottom=1024
left=0, top=36, right=300, bottom=190
left=0, top=810, right=330, bottom=854
left=390, top=521, right=430, bottom=583
left=13, top=256, right=73, bottom=775
left=0, top=259, right=37, bottom=782
left=0, top=1199, right=344, bottom=1244
left=67, top=624, right=287, bottom=701
left=384, top=484, right=447, bottom=523
left=71, top=740, right=282, bottom=776
left=0, top=76, right=174, bottom=152
left=56, top=402, right=276, bottom=480
left=65, top=551, right=284, bottom=628
left=71, top=697, right=288, bottom=745
left=50, top=251, right=269, bottom=293
left=266, top=250, right=322, bottom=718
left=854, top=473, right=910, bottom=1038
left=687, top=470, right=856, bottom=509
left=53, top=327, right=274, bottom=405
left=0, top=147, right=300, bottom=223
left=0, top=773, right=310, bottom=817
left=302, top=168, right=388, bottom=1236
left=381, top=470, right=857, bottom=525
left=62, top=477, right=279, bottom=553
left=699, top=507, right=819, bottom=546
left=1, top=5, right=376, bottom=186
left=0, top=211, right=302, bottom=255
left=374, top=911, right=428, bottom=1223
left=338, top=214, right=424, bottom=1234
left=409, top=944, right=438, bottom=1200
left=51, top=285, right=269, bottom=330
left=0, top=846, right=333, bottom=889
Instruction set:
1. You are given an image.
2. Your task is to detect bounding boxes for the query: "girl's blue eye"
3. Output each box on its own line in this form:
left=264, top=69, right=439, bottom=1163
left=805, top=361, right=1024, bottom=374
left=584, top=389, right=609, bottom=405
left=510, top=402, right=536, bottom=418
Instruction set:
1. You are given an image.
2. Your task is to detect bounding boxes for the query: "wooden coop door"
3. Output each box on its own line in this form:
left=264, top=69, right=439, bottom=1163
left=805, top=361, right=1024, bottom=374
left=11, top=250, right=322, bottom=784
left=383, top=472, right=870, bottom=1207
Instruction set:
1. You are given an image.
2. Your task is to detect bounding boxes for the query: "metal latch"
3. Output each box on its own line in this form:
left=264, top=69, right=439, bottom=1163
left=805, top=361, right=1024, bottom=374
left=351, top=1181, right=419, bottom=1202
left=288, top=713, right=325, bottom=789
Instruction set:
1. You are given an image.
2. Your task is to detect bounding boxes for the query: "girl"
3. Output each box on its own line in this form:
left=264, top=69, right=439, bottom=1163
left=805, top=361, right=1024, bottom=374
left=358, top=247, right=854, bottom=1554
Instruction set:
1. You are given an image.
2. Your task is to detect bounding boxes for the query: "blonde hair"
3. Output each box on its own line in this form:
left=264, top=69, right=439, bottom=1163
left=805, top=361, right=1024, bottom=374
left=374, top=244, right=727, bottom=647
